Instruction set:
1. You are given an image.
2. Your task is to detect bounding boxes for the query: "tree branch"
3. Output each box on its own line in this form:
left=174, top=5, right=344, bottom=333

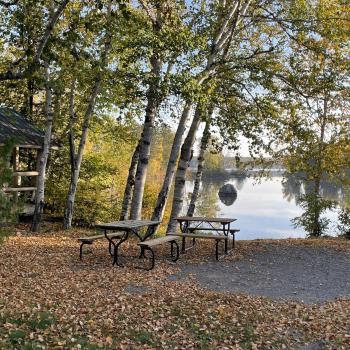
left=138, top=0, right=156, bottom=23
left=0, top=0, right=70, bottom=81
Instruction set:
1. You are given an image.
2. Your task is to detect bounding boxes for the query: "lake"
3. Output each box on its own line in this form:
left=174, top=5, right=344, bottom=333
left=185, top=172, right=340, bottom=240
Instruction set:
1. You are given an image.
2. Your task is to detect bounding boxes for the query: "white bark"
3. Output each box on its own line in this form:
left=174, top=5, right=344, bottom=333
left=167, top=1, right=250, bottom=231
left=129, top=56, right=162, bottom=220
left=187, top=119, right=211, bottom=217
left=63, top=8, right=112, bottom=229
left=146, top=102, right=192, bottom=233
left=31, top=65, right=53, bottom=232
left=129, top=6, right=164, bottom=219
left=167, top=107, right=203, bottom=232
left=120, top=142, right=140, bottom=220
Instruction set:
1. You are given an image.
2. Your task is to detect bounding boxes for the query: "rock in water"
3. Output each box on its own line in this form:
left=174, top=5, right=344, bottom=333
left=218, top=184, right=237, bottom=206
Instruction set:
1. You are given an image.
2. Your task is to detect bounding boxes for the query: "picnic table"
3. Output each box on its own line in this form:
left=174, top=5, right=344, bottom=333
left=96, top=220, right=160, bottom=267
left=167, top=216, right=238, bottom=260
left=177, top=216, right=236, bottom=235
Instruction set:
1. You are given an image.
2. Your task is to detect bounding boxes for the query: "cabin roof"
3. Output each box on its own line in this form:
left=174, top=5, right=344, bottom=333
left=0, top=107, right=45, bottom=147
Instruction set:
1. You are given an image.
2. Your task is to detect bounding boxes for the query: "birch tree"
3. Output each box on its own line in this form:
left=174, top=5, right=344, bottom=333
left=129, top=1, right=171, bottom=220
left=167, top=0, right=252, bottom=232
left=119, top=141, right=140, bottom=220
left=63, top=2, right=113, bottom=229
left=122, top=0, right=196, bottom=220
left=187, top=115, right=211, bottom=217
left=31, top=64, right=53, bottom=232
left=147, top=102, right=192, bottom=224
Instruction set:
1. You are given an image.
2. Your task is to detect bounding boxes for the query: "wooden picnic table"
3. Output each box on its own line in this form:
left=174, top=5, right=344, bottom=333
left=176, top=216, right=236, bottom=235
left=96, top=220, right=161, bottom=267
left=173, top=216, right=238, bottom=259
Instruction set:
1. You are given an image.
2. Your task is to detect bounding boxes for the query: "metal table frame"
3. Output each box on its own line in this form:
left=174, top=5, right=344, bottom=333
left=176, top=216, right=237, bottom=254
left=96, top=220, right=161, bottom=267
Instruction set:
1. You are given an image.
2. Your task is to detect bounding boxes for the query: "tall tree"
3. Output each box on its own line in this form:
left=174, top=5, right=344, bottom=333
left=187, top=117, right=211, bottom=217
left=271, top=1, right=350, bottom=236
left=147, top=101, right=192, bottom=225
left=31, top=63, right=53, bottom=232
left=167, top=0, right=252, bottom=232
left=129, top=1, right=180, bottom=220
left=63, top=1, right=113, bottom=229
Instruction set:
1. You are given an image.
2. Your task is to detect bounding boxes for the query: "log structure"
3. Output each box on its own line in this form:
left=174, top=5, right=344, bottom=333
left=0, top=107, right=56, bottom=215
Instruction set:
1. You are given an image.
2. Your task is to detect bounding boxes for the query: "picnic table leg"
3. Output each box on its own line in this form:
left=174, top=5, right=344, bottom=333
left=224, top=223, right=229, bottom=254
left=113, top=232, right=128, bottom=267
left=108, top=236, right=122, bottom=256
left=104, top=229, right=117, bottom=258
left=79, top=242, right=92, bottom=260
left=215, top=239, right=219, bottom=261
left=136, top=246, right=155, bottom=271
left=171, top=240, right=180, bottom=262
left=182, top=236, right=186, bottom=253
left=139, top=246, right=145, bottom=258
left=138, top=224, right=158, bottom=258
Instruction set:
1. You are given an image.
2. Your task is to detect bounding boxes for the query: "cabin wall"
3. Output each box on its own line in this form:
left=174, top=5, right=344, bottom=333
left=2, top=145, right=41, bottom=215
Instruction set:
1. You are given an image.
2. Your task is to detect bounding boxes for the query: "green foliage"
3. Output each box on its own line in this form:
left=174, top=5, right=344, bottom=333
left=46, top=115, right=139, bottom=225
left=8, top=329, right=26, bottom=345
left=292, top=193, right=335, bottom=237
left=27, top=311, right=56, bottom=331
left=337, top=207, right=350, bottom=236
left=1, top=0, right=350, bottom=234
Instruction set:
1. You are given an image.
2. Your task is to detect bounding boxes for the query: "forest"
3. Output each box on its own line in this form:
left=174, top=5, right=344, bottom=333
left=1, top=0, right=350, bottom=236
left=2, top=2, right=350, bottom=350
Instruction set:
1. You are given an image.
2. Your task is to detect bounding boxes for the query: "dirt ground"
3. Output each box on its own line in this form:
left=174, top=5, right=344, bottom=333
left=1, top=229, right=350, bottom=349
left=175, top=243, right=350, bottom=304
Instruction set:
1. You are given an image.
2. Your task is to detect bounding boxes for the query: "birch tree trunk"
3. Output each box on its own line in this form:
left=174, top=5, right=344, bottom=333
left=187, top=119, right=210, bottom=217
left=31, top=65, right=53, bottom=232
left=312, top=94, right=328, bottom=236
left=167, top=107, right=203, bottom=232
left=145, top=102, right=192, bottom=233
left=119, top=142, right=140, bottom=220
left=129, top=55, right=162, bottom=220
left=63, top=16, right=112, bottom=229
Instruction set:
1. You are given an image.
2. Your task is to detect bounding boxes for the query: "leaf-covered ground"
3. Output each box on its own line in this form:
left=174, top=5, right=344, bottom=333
left=1, top=226, right=350, bottom=349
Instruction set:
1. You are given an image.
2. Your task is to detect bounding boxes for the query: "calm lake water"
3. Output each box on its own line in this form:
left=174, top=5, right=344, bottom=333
left=185, top=172, right=340, bottom=240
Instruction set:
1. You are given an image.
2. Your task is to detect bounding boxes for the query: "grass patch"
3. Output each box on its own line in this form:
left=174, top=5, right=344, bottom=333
left=27, top=311, right=56, bottom=330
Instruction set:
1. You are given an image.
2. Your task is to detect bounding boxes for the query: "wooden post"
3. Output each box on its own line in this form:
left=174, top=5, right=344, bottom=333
left=12, top=146, right=20, bottom=206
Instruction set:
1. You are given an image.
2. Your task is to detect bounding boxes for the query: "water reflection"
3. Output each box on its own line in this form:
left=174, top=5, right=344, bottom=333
left=185, top=171, right=348, bottom=240
left=218, top=184, right=237, bottom=206
left=282, top=172, right=346, bottom=205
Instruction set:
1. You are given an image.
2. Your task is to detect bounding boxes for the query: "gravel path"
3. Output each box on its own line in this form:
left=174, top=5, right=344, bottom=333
left=175, top=244, right=350, bottom=304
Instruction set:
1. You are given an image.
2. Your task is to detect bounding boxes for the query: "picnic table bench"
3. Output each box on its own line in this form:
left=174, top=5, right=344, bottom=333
left=169, top=216, right=239, bottom=260
left=138, top=236, right=180, bottom=270
left=77, top=232, right=124, bottom=260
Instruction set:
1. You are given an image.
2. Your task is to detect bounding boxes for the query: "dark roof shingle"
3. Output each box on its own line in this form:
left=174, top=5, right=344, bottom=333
left=0, top=107, right=44, bottom=146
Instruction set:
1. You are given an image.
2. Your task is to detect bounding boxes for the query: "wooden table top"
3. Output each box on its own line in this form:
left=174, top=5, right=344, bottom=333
left=96, top=220, right=161, bottom=230
left=176, top=216, right=236, bottom=224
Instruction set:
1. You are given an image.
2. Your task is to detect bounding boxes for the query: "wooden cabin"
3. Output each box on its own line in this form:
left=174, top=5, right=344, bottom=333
left=0, top=107, right=46, bottom=215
